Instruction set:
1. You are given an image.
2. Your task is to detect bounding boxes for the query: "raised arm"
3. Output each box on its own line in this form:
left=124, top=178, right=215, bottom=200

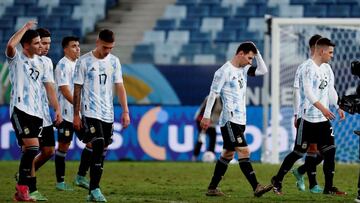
left=6, top=20, right=37, bottom=58
left=254, top=50, right=268, bottom=76
left=115, top=83, right=130, bottom=129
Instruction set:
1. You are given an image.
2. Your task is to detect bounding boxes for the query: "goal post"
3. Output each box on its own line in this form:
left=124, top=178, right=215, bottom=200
left=267, top=18, right=360, bottom=164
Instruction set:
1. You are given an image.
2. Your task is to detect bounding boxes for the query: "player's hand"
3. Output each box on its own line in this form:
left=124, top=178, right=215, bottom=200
left=200, top=118, right=211, bottom=130
left=24, top=20, right=37, bottom=30
left=121, top=112, right=130, bottom=129
left=293, top=115, right=298, bottom=128
left=337, top=108, right=345, bottom=121
left=54, top=110, right=62, bottom=126
left=73, top=115, right=82, bottom=131
left=321, top=108, right=335, bottom=120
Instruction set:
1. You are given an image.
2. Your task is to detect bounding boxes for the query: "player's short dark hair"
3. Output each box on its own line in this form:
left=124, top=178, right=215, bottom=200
left=309, top=34, right=322, bottom=47
left=62, top=36, right=80, bottom=48
left=236, top=42, right=257, bottom=55
left=316, top=37, right=336, bottom=47
left=98, top=29, right=114, bottom=43
left=20, top=29, right=39, bottom=47
left=36, top=28, right=51, bottom=38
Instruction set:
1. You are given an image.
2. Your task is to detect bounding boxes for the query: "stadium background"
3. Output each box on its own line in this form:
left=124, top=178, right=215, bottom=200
left=0, top=0, right=359, bottom=163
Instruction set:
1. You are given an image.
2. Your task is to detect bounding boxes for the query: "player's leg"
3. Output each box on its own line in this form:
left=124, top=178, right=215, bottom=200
left=84, top=117, right=107, bottom=202
left=304, top=144, right=323, bottom=193
left=11, top=107, right=42, bottom=201
left=230, top=123, right=272, bottom=197
left=74, top=122, right=91, bottom=189
left=34, top=125, right=55, bottom=171
left=206, top=122, right=235, bottom=196
left=320, top=121, right=346, bottom=195
left=55, top=120, right=75, bottom=191
left=207, top=127, right=216, bottom=153
left=355, top=168, right=360, bottom=202
left=272, top=118, right=308, bottom=195
left=192, top=121, right=204, bottom=161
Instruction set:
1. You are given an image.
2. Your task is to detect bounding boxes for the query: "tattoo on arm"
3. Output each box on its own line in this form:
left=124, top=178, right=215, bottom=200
left=73, top=84, right=82, bottom=114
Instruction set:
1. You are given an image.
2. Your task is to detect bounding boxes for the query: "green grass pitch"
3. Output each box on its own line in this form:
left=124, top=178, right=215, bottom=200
left=0, top=161, right=357, bottom=202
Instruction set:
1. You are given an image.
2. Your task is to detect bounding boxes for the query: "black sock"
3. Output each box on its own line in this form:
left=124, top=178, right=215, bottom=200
left=101, top=149, right=108, bottom=168
left=297, top=163, right=306, bottom=175
left=358, top=169, right=360, bottom=196
left=208, top=157, right=231, bottom=189
left=90, top=139, right=104, bottom=192
left=304, top=154, right=318, bottom=189
left=239, top=158, right=258, bottom=191
left=28, top=177, right=37, bottom=193
left=276, top=151, right=302, bottom=182
left=78, top=147, right=92, bottom=176
left=55, top=150, right=67, bottom=183
left=323, top=147, right=336, bottom=191
left=18, top=146, right=39, bottom=185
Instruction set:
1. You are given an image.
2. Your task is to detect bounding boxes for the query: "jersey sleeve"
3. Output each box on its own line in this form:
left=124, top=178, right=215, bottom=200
left=55, top=61, right=70, bottom=87
left=210, top=69, right=226, bottom=94
left=74, top=59, right=85, bottom=85
left=293, top=66, right=301, bottom=88
left=42, top=58, right=54, bottom=83
left=113, top=57, right=123, bottom=84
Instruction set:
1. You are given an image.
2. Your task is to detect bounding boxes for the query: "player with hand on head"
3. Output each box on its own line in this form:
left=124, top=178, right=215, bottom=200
left=201, top=41, right=272, bottom=197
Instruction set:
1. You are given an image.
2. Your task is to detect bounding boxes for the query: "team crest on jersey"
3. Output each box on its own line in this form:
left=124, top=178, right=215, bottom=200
left=24, top=127, right=30, bottom=135
left=302, top=142, right=307, bottom=149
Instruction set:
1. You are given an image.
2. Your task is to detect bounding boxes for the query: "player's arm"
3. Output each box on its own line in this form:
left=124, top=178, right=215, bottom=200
left=201, top=69, right=225, bottom=130
left=328, top=67, right=345, bottom=120
left=6, top=20, right=37, bottom=58
left=116, top=83, right=130, bottom=129
left=73, top=84, right=82, bottom=130
left=293, top=87, right=300, bottom=128
left=59, top=85, right=73, bottom=104
left=73, top=60, right=84, bottom=130
left=44, top=82, right=62, bottom=125
left=253, top=50, right=268, bottom=76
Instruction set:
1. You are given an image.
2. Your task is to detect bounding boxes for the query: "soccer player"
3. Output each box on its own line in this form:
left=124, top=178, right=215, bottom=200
left=201, top=42, right=272, bottom=197
left=54, top=36, right=90, bottom=191
left=271, top=37, right=346, bottom=195
left=73, top=29, right=130, bottom=202
left=291, top=34, right=325, bottom=193
left=27, top=27, right=58, bottom=201
left=6, top=20, right=61, bottom=201
left=192, top=95, right=222, bottom=161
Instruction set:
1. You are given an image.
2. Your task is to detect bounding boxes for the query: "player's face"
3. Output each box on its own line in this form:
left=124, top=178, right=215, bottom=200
left=96, top=39, right=114, bottom=58
left=238, top=51, right=255, bottom=67
left=27, top=36, right=41, bottom=56
left=65, top=41, right=80, bottom=61
left=321, top=46, right=334, bottom=63
left=39, top=37, right=51, bottom=56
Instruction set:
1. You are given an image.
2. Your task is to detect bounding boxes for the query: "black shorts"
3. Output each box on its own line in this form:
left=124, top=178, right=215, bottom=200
left=39, top=125, right=55, bottom=147
left=57, top=120, right=75, bottom=143
left=11, top=107, right=43, bottom=146
left=82, top=117, right=113, bottom=146
left=296, top=119, right=334, bottom=153
left=220, top=121, right=247, bottom=151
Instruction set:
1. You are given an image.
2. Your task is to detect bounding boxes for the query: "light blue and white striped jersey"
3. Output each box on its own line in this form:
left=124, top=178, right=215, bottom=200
left=299, top=60, right=334, bottom=123
left=55, top=57, right=76, bottom=123
left=7, top=49, right=52, bottom=119
left=293, top=59, right=311, bottom=118
left=40, top=56, right=54, bottom=127
left=74, top=51, right=123, bottom=123
left=210, top=61, right=251, bottom=126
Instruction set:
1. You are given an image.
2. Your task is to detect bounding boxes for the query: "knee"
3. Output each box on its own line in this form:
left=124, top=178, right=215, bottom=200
left=237, top=147, right=250, bottom=159
left=321, top=146, right=336, bottom=158
left=43, top=147, right=55, bottom=157
left=221, top=150, right=235, bottom=160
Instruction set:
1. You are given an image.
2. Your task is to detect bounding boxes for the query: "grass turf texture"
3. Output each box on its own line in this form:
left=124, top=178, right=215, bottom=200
left=0, top=161, right=357, bottom=202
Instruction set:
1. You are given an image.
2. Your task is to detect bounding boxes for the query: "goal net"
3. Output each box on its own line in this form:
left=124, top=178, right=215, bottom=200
left=266, top=18, right=360, bottom=164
